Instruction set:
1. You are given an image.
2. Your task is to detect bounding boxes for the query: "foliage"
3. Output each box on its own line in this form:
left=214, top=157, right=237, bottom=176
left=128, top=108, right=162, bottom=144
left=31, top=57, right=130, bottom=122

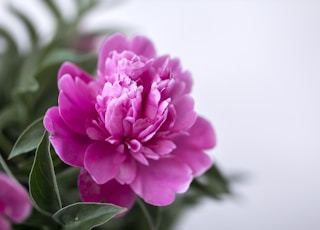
left=0, top=0, right=232, bottom=229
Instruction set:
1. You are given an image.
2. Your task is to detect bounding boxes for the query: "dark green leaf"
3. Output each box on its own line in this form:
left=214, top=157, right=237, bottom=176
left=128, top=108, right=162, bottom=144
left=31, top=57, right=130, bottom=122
left=29, top=132, right=61, bottom=215
left=192, top=165, right=231, bottom=199
left=9, top=117, right=44, bottom=159
left=53, top=202, right=126, bottom=230
left=56, top=167, right=81, bottom=205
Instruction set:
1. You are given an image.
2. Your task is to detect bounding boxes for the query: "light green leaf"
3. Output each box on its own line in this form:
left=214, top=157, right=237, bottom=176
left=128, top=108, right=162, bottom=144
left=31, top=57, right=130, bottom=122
left=9, top=117, right=44, bottom=159
left=53, top=202, right=126, bottom=230
left=29, top=132, right=61, bottom=215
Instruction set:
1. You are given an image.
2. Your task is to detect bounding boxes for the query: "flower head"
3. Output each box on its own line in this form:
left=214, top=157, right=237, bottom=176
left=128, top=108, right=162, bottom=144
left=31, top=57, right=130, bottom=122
left=44, top=33, right=216, bottom=207
left=0, top=173, right=32, bottom=230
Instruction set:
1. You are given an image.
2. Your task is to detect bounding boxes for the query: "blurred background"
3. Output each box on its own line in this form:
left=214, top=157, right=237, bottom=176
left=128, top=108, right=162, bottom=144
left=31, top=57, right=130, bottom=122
left=1, top=0, right=320, bottom=229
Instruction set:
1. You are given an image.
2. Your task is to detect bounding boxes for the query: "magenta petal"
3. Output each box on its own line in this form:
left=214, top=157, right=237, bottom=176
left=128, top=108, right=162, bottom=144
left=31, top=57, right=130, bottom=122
left=172, top=116, right=215, bottom=176
left=173, top=147, right=212, bottom=176
left=44, top=107, right=91, bottom=167
left=129, top=35, right=156, bottom=58
left=98, top=33, right=128, bottom=74
left=84, top=142, right=120, bottom=184
left=130, top=158, right=192, bottom=206
left=0, top=173, right=31, bottom=223
left=104, top=100, right=126, bottom=138
left=172, top=95, right=197, bottom=131
left=116, top=157, right=137, bottom=184
left=79, top=169, right=136, bottom=210
left=49, top=136, right=90, bottom=167
left=0, top=216, right=9, bottom=230
left=178, top=71, right=193, bottom=94
left=58, top=75, right=96, bottom=135
left=187, top=116, right=216, bottom=149
left=58, top=75, right=96, bottom=111
left=149, top=140, right=176, bottom=155
left=58, top=62, right=93, bottom=83
left=44, top=107, right=72, bottom=136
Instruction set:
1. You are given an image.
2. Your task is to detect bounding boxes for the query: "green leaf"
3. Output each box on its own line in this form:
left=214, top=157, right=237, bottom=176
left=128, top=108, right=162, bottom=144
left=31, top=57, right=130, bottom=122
left=8, top=5, right=39, bottom=49
left=192, top=165, right=231, bottom=199
left=29, top=132, right=61, bottom=215
left=53, top=202, right=126, bottom=230
left=9, top=117, right=44, bottom=159
left=41, top=0, right=63, bottom=25
left=0, top=27, right=18, bottom=55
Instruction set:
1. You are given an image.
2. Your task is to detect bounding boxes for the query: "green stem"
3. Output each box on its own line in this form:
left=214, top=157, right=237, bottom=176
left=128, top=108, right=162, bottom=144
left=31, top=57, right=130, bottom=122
left=0, top=153, right=15, bottom=179
left=137, top=198, right=157, bottom=230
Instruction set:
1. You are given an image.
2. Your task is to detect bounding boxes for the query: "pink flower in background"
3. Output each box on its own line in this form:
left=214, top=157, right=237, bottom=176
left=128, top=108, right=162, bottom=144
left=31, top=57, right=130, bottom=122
left=0, top=173, right=32, bottom=230
left=44, top=33, right=216, bottom=207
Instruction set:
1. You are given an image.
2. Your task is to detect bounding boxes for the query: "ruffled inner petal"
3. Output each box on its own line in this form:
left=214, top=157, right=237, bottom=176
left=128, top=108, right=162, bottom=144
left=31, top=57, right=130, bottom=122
left=98, top=33, right=129, bottom=77
left=58, top=75, right=97, bottom=135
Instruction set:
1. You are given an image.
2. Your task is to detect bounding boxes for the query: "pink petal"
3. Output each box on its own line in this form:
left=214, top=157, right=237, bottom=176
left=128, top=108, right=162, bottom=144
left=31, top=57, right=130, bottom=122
left=144, top=84, right=161, bottom=119
left=172, top=116, right=215, bottom=176
left=178, top=71, right=193, bottom=94
left=44, top=107, right=72, bottom=136
left=187, top=116, right=216, bottom=149
left=78, top=169, right=136, bottom=210
left=116, top=157, right=137, bottom=184
left=172, top=95, right=197, bottom=131
left=130, top=158, right=192, bottom=206
left=172, top=147, right=212, bottom=177
left=98, top=33, right=128, bottom=75
left=58, top=75, right=96, bottom=135
left=44, top=107, right=91, bottom=167
left=129, top=35, right=156, bottom=58
left=0, top=173, right=32, bottom=223
left=49, top=136, right=90, bottom=167
left=58, top=91, right=91, bottom=135
left=58, top=62, right=93, bottom=83
left=0, top=216, right=9, bottom=230
left=104, top=100, right=126, bottom=138
left=58, top=75, right=96, bottom=111
left=148, top=139, right=176, bottom=155
left=84, top=142, right=120, bottom=184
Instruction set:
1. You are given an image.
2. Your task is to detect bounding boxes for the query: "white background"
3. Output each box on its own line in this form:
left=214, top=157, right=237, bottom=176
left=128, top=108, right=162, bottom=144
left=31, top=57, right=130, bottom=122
left=1, top=0, right=320, bottom=229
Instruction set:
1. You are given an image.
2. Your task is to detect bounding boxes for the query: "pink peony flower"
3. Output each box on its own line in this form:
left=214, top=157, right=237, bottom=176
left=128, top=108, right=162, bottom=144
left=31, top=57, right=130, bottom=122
left=44, top=33, right=216, bottom=207
left=0, top=173, right=32, bottom=230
